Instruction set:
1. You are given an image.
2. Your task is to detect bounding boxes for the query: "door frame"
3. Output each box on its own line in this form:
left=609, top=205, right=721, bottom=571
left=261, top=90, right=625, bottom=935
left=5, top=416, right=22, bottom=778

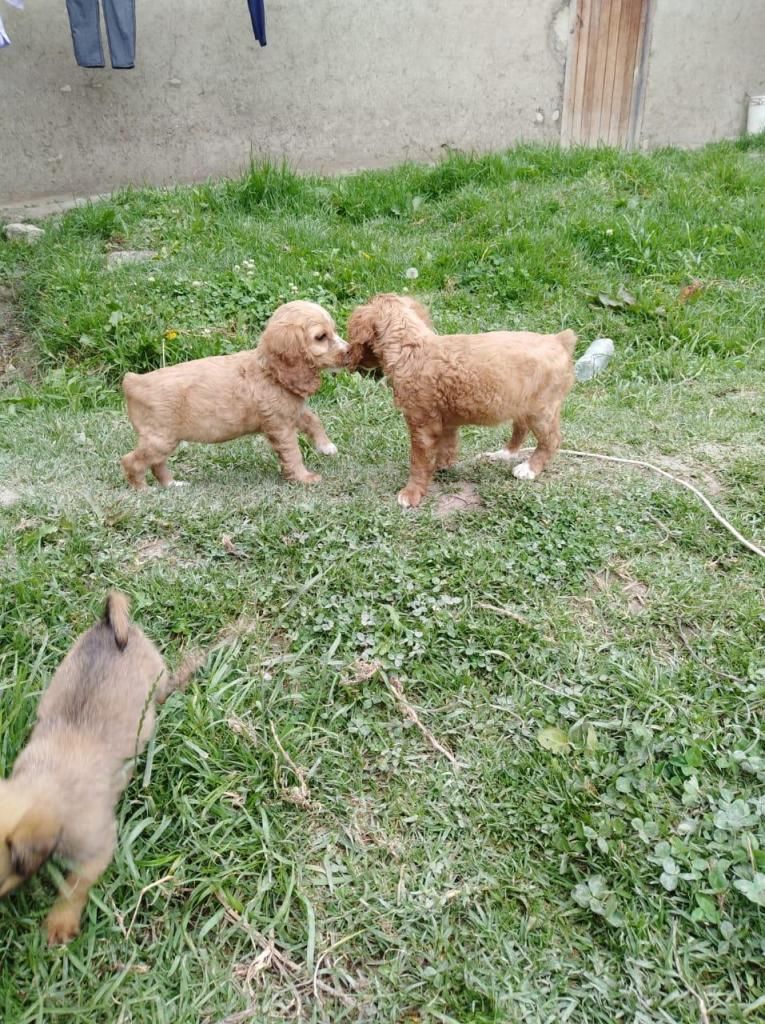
left=560, top=0, right=655, bottom=149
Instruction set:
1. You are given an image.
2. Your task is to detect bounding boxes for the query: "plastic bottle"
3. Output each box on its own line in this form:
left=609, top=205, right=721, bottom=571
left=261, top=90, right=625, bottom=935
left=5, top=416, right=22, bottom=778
left=575, top=338, right=614, bottom=381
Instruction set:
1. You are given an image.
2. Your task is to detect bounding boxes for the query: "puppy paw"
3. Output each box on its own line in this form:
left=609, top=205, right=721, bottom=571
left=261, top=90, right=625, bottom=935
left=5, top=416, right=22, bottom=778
left=397, top=486, right=425, bottom=509
left=297, top=472, right=322, bottom=485
left=316, top=441, right=338, bottom=457
left=46, top=909, right=81, bottom=946
left=512, top=461, right=537, bottom=481
left=481, top=449, right=516, bottom=463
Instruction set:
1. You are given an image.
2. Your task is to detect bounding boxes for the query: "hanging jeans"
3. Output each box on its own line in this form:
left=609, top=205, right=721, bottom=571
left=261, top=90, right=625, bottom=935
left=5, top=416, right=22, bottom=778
left=66, top=0, right=136, bottom=68
left=1, top=0, right=24, bottom=50
left=247, top=0, right=266, bottom=46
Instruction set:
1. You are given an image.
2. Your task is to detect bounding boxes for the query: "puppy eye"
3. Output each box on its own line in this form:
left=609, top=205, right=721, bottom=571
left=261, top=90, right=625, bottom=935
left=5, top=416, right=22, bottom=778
left=316, top=332, right=328, bottom=342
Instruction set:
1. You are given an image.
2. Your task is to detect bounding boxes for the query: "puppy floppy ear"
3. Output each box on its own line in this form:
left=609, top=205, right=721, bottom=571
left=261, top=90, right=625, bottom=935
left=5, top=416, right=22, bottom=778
left=259, top=322, right=321, bottom=397
left=346, top=305, right=381, bottom=372
left=6, top=806, right=61, bottom=881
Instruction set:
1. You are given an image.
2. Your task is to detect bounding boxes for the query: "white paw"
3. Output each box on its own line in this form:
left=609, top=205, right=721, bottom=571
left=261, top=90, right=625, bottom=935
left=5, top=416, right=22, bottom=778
left=317, top=442, right=338, bottom=456
left=482, top=449, right=515, bottom=463
left=397, top=491, right=413, bottom=508
left=512, top=461, right=537, bottom=481
left=168, top=480, right=189, bottom=488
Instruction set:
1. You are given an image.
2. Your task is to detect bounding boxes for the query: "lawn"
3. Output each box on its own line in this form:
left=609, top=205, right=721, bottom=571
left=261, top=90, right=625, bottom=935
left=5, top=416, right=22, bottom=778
left=1, top=140, right=764, bottom=1024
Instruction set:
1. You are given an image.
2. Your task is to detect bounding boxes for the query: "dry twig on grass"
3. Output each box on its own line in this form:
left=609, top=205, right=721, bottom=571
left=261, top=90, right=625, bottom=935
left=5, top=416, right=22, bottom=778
left=672, top=920, right=710, bottom=1024
left=218, top=898, right=355, bottom=1019
left=386, top=675, right=459, bottom=767
left=269, top=721, right=319, bottom=811
left=343, top=661, right=459, bottom=767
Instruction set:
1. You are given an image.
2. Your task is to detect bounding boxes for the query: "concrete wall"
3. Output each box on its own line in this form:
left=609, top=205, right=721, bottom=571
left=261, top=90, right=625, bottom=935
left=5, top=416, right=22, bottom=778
left=0, top=0, right=567, bottom=205
left=640, top=0, right=765, bottom=149
left=2, top=1, right=762, bottom=206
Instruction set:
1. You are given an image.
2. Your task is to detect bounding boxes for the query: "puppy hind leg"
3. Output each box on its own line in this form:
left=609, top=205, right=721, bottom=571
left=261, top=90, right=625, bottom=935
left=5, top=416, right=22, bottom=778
left=121, top=448, right=150, bottom=489
left=506, top=420, right=529, bottom=456
left=151, top=459, right=174, bottom=486
left=435, top=427, right=459, bottom=471
left=149, top=440, right=183, bottom=487
left=482, top=420, right=528, bottom=463
left=122, top=438, right=177, bottom=489
left=513, top=413, right=561, bottom=481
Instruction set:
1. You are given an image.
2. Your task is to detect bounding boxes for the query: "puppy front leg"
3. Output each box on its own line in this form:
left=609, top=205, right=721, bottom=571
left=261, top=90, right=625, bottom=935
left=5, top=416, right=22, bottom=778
left=398, top=427, right=438, bottom=509
left=46, top=846, right=114, bottom=945
left=298, top=408, right=337, bottom=457
left=266, top=428, right=322, bottom=484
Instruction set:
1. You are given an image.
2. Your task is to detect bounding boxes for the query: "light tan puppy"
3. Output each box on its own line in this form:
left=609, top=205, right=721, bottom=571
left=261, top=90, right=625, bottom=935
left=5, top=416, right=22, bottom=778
left=347, top=294, right=576, bottom=508
left=121, top=300, right=348, bottom=489
left=0, top=593, right=184, bottom=945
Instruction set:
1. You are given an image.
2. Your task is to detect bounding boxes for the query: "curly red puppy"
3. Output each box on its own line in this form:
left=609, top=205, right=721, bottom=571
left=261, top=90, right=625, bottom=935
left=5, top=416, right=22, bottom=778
left=121, top=300, right=348, bottom=488
left=347, top=294, right=576, bottom=508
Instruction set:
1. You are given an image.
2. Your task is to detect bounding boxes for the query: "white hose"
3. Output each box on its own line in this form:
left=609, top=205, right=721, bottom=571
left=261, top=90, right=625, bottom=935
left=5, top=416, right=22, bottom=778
left=513, top=447, right=765, bottom=560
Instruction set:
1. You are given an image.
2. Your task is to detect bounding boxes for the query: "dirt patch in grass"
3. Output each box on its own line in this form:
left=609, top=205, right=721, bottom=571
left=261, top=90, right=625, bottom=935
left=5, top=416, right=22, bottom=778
left=0, top=486, right=21, bottom=508
left=593, top=563, right=648, bottom=616
left=134, top=538, right=173, bottom=563
left=434, top=482, right=484, bottom=519
left=652, top=454, right=723, bottom=497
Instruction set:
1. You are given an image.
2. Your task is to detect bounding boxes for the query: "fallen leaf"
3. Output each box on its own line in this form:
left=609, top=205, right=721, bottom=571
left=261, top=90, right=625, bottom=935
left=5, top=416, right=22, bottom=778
left=733, top=873, right=765, bottom=906
left=595, top=286, right=636, bottom=310
left=678, top=279, right=704, bottom=303
left=537, top=726, right=570, bottom=753
left=597, top=292, right=623, bottom=309
left=221, top=534, right=246, bottom=560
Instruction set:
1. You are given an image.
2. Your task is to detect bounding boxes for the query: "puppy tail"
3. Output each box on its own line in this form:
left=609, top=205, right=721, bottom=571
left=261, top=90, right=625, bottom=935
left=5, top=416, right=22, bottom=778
left=556, top=329, right=578, bottom=356
left=103, top=591, right=131, bottom=651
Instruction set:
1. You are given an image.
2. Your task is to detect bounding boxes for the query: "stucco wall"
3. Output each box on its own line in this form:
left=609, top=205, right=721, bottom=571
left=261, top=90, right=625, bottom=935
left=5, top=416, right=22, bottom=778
left=640, top=0, right=765, bottom=148
left=2, top=1, right=762, bottom=206
left=0, top=0, right=568, bottom=205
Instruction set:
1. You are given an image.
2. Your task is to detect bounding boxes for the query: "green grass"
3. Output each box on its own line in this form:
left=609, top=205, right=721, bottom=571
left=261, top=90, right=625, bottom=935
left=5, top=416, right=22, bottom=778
left=1, top=140, right=764, bottom=1024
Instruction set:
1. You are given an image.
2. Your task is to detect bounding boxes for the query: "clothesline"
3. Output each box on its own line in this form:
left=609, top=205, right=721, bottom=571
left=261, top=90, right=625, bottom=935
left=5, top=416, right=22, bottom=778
left=0, top=0, right=24, bottom=50
left=0, top=1, right=267, bottom=60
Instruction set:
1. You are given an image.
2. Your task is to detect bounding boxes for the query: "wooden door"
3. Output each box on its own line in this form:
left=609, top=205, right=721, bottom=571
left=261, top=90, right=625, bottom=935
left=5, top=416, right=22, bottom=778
left=561, top=0, right=653, bottom=148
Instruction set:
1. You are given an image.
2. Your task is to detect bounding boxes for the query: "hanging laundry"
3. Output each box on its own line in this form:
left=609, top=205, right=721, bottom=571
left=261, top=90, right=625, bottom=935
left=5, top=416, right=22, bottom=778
left=66, top=0, right=136, bottom=69
left=1, top=0, right=24, bottom=50
left=247, top=0, right=267, bottom=47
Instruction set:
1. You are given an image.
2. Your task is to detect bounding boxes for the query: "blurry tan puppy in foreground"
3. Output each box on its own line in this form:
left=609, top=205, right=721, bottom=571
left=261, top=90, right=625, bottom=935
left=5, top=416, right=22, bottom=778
left=121, top=300, right=348, bottom=489
left=0, top=593, right=192, bottom=944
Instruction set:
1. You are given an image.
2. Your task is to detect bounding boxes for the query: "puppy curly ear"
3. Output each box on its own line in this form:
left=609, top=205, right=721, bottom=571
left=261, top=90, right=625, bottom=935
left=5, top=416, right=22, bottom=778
left=259, top=322, right=321, bottom=397
left=347, top=304, right=381, bottom=372
left=7, top=806, right=61, bottom=881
